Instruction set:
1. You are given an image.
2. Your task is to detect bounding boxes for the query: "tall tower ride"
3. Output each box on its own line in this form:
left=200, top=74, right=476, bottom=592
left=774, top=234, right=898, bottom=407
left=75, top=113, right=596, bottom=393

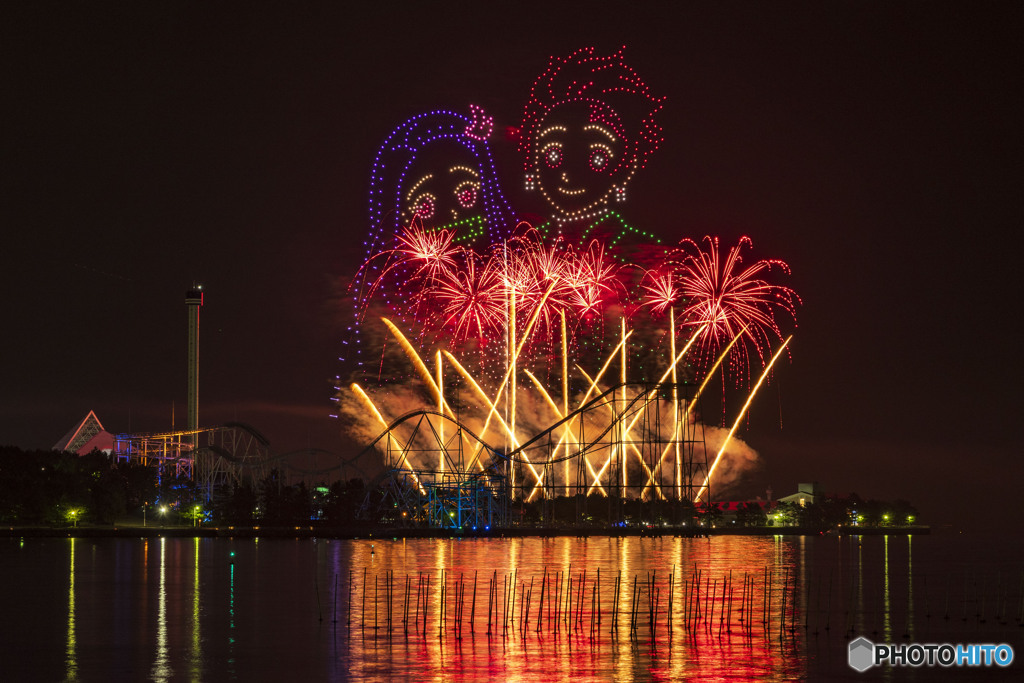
left=185, top=284, right=203, bottom=448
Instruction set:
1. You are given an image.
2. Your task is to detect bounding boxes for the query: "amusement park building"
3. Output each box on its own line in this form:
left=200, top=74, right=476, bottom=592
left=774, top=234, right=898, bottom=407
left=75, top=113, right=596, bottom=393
left=52, top=410, right=115, bottom=455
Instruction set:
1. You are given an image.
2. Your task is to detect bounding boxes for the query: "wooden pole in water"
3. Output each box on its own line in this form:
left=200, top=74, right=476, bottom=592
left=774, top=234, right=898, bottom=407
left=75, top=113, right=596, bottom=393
left=536, top=568, right=545, bottom=632
left=741, top=573, right=749, bottom=626
left=439, top=570, right=445, bottom=639
left=347, top=570, right=354, bottom=630
left=750, top=574, right=756, bottom=635
left=649, top=571, right=656, bottom=632
left=471, top=570, right=478, bottom=633
left=693, top=569, right=701, bottom=625
left=424, top=574, right=431, bottom=637
left=500, top=572, right=507, bottom=631
left=683, top=578, right=690, bottom=629
left=453, top=573, right=460, bottom=638
left=524, top=577, right=533, bottom=631
left=663, top=569, right=671, bottom=634
left=486, top=573, right=493, bottom=636
left=611, top=571, right=620, bottom=633
left=723, top=572, right=731, bottom=636
left=653, top=585, right=660, bottom=637
left=779, top=568, right=786, bottom=640
left=763, top=566, right=769, bottom=631
left=403, top=574, right=410, bottom=634
left=626, top=573, right=634, bottom=634
left=704, top=574, right=711, bottom=631
left=459, top=575, right=466, bottom=638
left=414, top=574, right=421, bottom=632
left=565, top=574, right=573, bottom=630
left=518, top=580, right=525, bottom=632
left=709, top=578, right=717, bottom=633
left=579, top=569, right=587, bottom=628
left=511, top=568, right=518, bottom=628
left=364, top=569, right=372, bottom=634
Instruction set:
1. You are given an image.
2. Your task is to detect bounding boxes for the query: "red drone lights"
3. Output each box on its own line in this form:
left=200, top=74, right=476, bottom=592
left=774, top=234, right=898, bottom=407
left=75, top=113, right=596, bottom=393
left=519, top=47, right=665, bottom=224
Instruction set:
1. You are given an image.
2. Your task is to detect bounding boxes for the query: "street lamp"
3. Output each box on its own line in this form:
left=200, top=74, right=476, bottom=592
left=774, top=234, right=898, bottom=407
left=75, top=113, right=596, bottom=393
left=194, top=505, right=201, bottom=528
left=70, top=510, right=78, bottom=528
left=160, top=506, right=167, bottom=527
left=143, top=503, right=147, bottom=528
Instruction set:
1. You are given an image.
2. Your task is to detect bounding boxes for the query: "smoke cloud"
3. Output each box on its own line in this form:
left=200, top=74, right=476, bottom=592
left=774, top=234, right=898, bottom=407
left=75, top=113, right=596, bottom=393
left=339, top=381, right=761, bottom=500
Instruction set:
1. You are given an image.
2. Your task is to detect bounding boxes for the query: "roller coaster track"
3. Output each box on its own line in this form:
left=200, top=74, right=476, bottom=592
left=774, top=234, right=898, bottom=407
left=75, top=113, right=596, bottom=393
left=355, top=380, right=708, bottom=527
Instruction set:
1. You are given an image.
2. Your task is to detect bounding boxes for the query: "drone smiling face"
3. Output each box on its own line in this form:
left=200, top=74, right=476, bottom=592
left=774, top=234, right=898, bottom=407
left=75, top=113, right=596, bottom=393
left=401, top=140, right=486, bottom=240
left=530, top=99, right=633, bottom=220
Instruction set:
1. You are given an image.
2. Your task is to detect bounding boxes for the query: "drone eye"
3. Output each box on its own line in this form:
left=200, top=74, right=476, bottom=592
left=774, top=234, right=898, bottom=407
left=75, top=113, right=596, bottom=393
left=455, top=183, right=478, bottom=209
left=411, top=195, right=435, bottom=220
left=590, top=146, right=612, bottom=171
left=543, top=143, right=562, bottom=169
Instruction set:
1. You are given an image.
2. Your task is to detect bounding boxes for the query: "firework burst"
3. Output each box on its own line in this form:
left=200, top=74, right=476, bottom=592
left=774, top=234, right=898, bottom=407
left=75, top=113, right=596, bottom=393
left=640, top=270, right=680, bottom=315
left=353, top=223, right=798, bottom=393
left=355, top=224, right=630, bottom=367
left=673, top=235, right=800, bottom=385
left=433, top=251, right=505, bottom=340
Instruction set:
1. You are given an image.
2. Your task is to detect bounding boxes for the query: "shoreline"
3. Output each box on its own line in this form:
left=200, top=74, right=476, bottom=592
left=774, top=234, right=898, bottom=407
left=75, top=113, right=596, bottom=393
left=2, top=524, right=931, bottom=540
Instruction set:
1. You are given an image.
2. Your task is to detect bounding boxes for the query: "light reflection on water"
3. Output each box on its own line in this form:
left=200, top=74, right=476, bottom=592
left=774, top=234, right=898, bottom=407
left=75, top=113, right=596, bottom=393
left=64, top=538, right=76, bottom=682
left=4, top=533, right=1021, bottom=681
left=151, top=536, right=169, bottom=681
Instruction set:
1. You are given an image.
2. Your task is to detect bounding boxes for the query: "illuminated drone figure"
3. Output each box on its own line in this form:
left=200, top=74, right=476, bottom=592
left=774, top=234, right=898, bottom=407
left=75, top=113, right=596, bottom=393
left=347, top=106, right=516, bottom=377
left=519, top=47, right=665, bottom=247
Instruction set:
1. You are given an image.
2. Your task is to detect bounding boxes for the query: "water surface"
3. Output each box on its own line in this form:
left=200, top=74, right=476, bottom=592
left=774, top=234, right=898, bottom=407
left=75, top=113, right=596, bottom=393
left=3, top=532, right=1021, bottom=681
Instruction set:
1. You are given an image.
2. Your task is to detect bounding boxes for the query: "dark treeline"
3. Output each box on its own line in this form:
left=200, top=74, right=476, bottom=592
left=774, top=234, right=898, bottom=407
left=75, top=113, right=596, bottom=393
left=476, top=494, right=919, bottom=531
left=1, top=446, right=917, bottom=530
left=750, top=495, right=920, bottom=529
left=0, top=446, right=365, bottom=528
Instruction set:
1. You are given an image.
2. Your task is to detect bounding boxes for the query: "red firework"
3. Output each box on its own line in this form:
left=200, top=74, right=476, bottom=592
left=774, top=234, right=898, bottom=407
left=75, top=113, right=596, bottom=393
left=674, top=235, right=800, bottom=383
left=640, top=270, right=679, bottom=315
left=357, top=221, right=796, bottom=382
left=355, top=218, right=462, bottom=318
left=433, top=252, right=505, bottom=340
left=394, top=220, right=459, bottom=281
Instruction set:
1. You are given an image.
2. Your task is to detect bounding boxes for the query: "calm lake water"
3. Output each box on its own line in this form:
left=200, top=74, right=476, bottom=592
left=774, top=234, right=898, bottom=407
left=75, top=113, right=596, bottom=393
left=2, top=531, right=1021, bottom=681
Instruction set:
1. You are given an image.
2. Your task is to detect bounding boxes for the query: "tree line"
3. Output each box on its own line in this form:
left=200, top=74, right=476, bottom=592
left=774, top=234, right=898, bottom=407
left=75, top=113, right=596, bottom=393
left=0, top=446, right=365, bottom=527
left=0, top=446, right=917, bottom=530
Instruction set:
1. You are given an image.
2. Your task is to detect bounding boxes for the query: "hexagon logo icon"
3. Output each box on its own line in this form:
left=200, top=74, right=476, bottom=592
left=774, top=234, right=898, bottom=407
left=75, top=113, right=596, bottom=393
left=848, top=637, right=874, bottom=672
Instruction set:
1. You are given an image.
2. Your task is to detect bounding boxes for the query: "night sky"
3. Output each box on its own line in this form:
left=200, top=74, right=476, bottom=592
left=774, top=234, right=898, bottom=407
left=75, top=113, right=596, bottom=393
left=3, top=3, right=1020, bottom=530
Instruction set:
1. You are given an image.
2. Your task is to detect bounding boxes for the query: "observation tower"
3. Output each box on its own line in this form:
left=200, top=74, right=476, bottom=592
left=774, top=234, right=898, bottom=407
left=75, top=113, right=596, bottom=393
left=185, top=284, right=203, bottom=448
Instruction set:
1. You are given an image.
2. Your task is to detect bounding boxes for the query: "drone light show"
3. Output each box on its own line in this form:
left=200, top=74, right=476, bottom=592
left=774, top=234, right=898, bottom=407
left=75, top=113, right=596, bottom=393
left=336, top=47, right=800, bottom=527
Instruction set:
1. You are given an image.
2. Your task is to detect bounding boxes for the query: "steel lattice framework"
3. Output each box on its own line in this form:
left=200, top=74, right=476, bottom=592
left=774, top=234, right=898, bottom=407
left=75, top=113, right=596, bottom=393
left=357, top=381, right=708, bottom=528
left=113, top=422, right=273, bottom=496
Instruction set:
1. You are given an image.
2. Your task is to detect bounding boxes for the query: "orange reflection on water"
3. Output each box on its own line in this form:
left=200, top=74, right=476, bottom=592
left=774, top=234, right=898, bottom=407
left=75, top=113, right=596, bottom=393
left=332, top=536, right=807, bottom=681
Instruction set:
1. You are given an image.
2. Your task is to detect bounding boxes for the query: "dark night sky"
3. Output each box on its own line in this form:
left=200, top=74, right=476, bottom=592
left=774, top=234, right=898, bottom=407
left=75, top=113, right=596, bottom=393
left=2, top=2, right=1021, bottom=530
